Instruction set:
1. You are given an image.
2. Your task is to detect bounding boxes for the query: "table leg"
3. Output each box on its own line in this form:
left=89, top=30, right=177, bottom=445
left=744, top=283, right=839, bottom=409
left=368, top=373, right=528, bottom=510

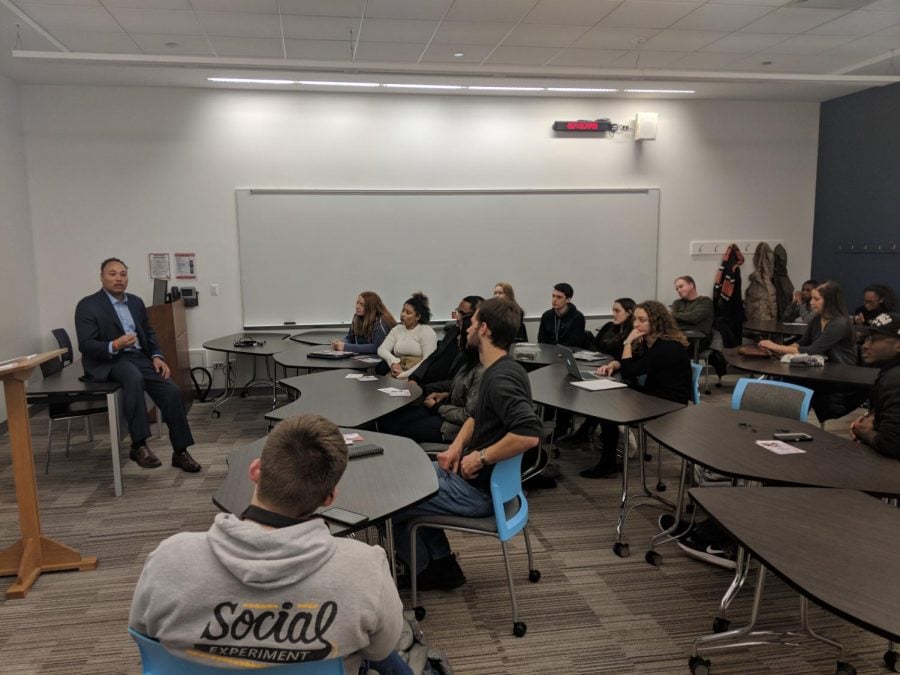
left=107, top=390, right=123, bottom=497
left=210, top=354, right=236, bottom=417
left=646, top=459, right=691, bottom=563
left=384, top=518, right=397, bottom=584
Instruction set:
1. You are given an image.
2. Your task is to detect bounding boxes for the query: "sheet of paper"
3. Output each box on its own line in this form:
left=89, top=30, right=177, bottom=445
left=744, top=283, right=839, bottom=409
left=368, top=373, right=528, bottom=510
left=389, top=390, right=412, bottom=397
left=342, top=433, right=364, bottom=445
left=355, top=357, right=381, bottom=363
left=378, top=387, right=400, bottom=394
left=756, top=440, right=806, bottom=455
left=358, top=375, right=378, bottom=381
left=345, top=373, right=364, bottom=379
left=570, top=378, right=628, bottom=391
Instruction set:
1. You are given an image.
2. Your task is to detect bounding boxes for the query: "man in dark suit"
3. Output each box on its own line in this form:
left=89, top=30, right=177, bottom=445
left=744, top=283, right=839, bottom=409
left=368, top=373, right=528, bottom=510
left=75, top=258, right=200, bottom=472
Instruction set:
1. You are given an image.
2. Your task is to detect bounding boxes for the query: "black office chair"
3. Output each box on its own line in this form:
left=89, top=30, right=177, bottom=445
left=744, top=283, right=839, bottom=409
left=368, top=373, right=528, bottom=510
left=41, top=328, right=109, bottom=474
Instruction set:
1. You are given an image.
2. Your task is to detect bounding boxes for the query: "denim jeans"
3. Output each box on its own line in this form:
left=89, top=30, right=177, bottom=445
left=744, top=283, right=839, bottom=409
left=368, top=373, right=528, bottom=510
left=390, top=462, right=492, bottom=574
left=360, top=650, right=414, bottom=675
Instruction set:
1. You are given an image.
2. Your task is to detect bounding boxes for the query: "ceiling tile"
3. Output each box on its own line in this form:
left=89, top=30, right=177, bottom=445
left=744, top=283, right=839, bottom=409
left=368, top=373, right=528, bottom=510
left=285, top=38, right=354, bottom=60
left=599, top=2, right=704, bottom=29
left=188, top=0, right=277, bottom=11
left=767, top=33, right=857, bottom=52
left=828, top=33, right=900, bottom=52
left=278, top=0, right=365, bottom=17
left=419, top=43, right=494, bottom=62
left=503, top=23, right=588, bottom=46
left=575, top=26, right=660, bottom=48
left=104, top=0, right=191, bottom=8
left=107, top=8, right=200, bottom=35
left=524, top=0, right=623, bottom=25
left=639, top=28, right=728, bottom=50
left=196, top=11, right=282, bottom=38
left=739, top=8, right=850, bottom=34
left=547, top=46, right=627, bottom=65
left=672, top=50, right=745, bottom=67
left=51, top=29, right=137, bottom=51
left=810, top=9, right=900, bottom=34
left=432, top=21, right=515, bottom=45
left=725, top=51, right=851, bottom=72
left=672, top=4, right=774, bottom=31
left=281, top=15, right=358, bottom=41
left=16, top=3, right=122, bottom=31
left=14, top=0, right=99, bottom=6
left=207, top=35, right=284, bottom=57
left=614, top=49, right=685, bottom=67
left=446, top=0, right=536, bottom=23
left=701, top=31, right=789, bottom=51
left=708, top=0, right=792, bottom=6
left=365, top=0, right=451, bottom=20
left=352, top=41, right=426, bottom=61
left=129, top=33, right=215, bottom=56
left=358, top=18, right=439, bottom=42
left=862, top=0, right=900, bottom=9
left=873, top=21, right=900, bottom=33
left=485, top=45, right=563, bottom=64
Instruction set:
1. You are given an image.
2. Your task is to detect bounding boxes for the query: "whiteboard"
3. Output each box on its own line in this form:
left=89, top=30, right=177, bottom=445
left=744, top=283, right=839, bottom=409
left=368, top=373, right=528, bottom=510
left=236, top=189, right=660, bottom=328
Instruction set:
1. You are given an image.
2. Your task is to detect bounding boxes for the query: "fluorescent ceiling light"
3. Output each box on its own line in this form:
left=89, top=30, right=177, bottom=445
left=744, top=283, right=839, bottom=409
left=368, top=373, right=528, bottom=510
left=208, top=77, right=294, bottom=85
left=624, top=88, right=695, bottom=94
left=548, top=87, right=619, bottom=93
left=296, top=80, right=380, bottom=88
left=468, top=86, right=545, bottom=91
left=383, top=83, right=463, bottom=90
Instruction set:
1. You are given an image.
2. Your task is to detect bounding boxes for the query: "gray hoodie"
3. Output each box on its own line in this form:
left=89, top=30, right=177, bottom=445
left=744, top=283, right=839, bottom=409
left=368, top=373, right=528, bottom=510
left=129, top=513, right=403, bottom=672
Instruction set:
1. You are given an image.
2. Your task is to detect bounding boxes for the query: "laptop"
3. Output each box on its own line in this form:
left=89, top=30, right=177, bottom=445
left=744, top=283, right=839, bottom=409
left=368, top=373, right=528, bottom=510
left=559, top=346, right=627, bottom=391
left=307, top=350, right=353, bottom=360
left=558, top=346, right=603, bottom=380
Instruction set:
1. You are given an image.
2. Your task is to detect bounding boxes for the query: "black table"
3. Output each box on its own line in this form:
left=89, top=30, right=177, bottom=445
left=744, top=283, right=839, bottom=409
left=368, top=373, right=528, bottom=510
left=528, top=363, right=684, bottom=556
left=268, top=369, right=421, bottom=428
left=743, top=319, right=808, bottom=339
left=643, top=405, right=900, bottom=634
left=202, top=333, right=290, bottom=414
left=26, top=363, right=127, bottom=496
left=723, top=347, right=877, bottom=388
left=510, top=343, right=608, bottom=369
left=289, top=330, right=348, bottom=345
left=274, top=343, right=380, bottom=373
left=213, top=429, right=438, bottom=580
left=688, top=487, right=900, bottom=674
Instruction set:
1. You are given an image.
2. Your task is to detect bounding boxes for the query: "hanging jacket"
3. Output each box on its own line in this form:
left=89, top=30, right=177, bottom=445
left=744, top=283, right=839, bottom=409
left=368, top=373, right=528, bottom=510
left=772, top=244, right=795, bottom=321
left=712, top=243, right=745, bottom=348
left=744, top=242, right=778, bottom=321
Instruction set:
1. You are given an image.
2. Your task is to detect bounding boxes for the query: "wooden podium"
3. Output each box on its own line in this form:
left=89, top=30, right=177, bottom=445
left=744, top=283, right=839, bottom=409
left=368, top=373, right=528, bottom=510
left=0, top=350, right=98, bottom=599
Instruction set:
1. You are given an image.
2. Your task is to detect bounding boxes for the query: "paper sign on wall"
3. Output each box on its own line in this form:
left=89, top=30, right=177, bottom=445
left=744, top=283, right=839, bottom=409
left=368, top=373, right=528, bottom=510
left=174, top=252, right=197, bottom=279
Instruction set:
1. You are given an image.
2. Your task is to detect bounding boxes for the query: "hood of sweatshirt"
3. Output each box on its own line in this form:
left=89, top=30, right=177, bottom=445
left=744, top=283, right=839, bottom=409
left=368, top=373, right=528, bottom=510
left=206, top=513, right=337, bottom=591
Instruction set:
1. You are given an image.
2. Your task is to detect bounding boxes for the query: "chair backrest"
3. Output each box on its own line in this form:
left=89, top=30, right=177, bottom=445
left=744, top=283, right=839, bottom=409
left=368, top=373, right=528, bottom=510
left=40, top=354, right=63, bottom=378
left=690, top=363, right=703, bottom=405
left=489, top=453, right=529, bottom=543
left=52, top=328, right=74, bottom=366
left=128, top=629, right=345, bottom=674
left=731, top=378, right=813, bottom=421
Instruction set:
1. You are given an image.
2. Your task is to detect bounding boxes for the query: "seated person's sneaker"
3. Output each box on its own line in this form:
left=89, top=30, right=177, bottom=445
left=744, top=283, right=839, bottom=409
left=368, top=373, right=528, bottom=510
left=579, top=462, right=618, bottom=479
left=676, top=526, right=737, bottom=570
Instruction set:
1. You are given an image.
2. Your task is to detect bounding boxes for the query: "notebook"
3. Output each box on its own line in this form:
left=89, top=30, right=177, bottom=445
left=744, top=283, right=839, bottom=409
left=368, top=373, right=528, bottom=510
left=307, top=350, right=353, bottom=360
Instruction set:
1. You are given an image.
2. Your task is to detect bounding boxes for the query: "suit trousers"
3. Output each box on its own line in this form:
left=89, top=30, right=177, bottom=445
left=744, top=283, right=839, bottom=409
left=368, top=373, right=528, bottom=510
left=109, top=351, right=194, bottom=450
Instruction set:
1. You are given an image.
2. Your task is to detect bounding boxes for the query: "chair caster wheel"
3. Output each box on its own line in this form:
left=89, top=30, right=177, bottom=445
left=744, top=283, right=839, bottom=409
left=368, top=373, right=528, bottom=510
left=689, top=655, right=711, bottom=675
left=835, top=660, right=856, bottom=675
left=885, top=650, right=899, bottom=672
left=712, top=617, right=730, bottom=633
left=613, top=542, right=630, bottom=558
left=643, top=452, right=652, bottom=461
left=414, top=606, right=426, bottom=621
left=645, top=550, right=663, bottom=566
left=240, top=391, right=249, bottom=398
left=656, top=481, right=667, bottom=492
left=513, top=621, right=527, bottom=637
left=704, top=389, right=712, bottom=395
left=211, top=409, right=221, bottom=418
left=715, top=382, right=723, bottom=388
left=528, top=569, right=541, bottom=583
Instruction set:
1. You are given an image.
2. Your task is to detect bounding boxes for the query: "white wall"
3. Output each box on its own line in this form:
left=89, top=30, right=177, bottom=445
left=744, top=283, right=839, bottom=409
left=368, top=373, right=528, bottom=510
left=0, top=75, right=41, bottom=424
left=21, top=85, right=819, bottom=354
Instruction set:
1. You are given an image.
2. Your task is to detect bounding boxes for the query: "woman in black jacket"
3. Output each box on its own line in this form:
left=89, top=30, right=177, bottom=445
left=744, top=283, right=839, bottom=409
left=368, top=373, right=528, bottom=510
left=593, top=297, right=636, bottom=359
left=580, top=300, right=692, bottom=478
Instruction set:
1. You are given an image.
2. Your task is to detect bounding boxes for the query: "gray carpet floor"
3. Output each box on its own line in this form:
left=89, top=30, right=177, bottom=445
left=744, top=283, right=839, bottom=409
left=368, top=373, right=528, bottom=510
left=0, top=374, right=892, bottom=674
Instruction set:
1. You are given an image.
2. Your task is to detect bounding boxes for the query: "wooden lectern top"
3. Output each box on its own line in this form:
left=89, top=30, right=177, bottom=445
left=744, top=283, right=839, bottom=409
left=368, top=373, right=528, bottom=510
left=0, top=349, right=66, bottom=382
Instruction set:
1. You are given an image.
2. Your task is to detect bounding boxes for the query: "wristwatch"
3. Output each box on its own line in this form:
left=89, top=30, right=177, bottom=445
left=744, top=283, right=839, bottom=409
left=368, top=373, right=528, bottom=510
left=479, top=448, right=489, bottom=467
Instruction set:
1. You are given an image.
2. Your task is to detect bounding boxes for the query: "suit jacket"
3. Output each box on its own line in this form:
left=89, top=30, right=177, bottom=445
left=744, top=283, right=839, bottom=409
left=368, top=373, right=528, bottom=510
left=74, top=289, right=163, bottom=381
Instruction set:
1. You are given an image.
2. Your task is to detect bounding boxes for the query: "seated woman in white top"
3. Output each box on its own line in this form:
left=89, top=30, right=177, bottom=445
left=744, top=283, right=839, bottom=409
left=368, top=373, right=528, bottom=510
left=378, top=292, right=438, bottom=379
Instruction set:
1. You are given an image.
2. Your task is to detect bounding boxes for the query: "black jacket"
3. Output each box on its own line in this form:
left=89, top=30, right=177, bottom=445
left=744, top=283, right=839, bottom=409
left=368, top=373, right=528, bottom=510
left=408, top=323, right=461, bottom=387
left=869, top=360, right=900, bottom=459
left=619, top=338, right=692, bottom=405
left=74, top=289, right=163, bottom=381
left=537, top=304, right=586, bottom=348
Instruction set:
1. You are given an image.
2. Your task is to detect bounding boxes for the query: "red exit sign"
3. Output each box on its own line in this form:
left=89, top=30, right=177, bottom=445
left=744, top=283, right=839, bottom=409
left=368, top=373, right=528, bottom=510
left=553, top=119, right=613, bottom=132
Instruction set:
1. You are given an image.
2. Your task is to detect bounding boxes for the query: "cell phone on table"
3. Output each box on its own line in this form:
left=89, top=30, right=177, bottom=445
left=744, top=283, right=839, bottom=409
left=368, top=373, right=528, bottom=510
left=320, top=507, right=368, bottom=527
left=772, top=432, right=813, bottom=442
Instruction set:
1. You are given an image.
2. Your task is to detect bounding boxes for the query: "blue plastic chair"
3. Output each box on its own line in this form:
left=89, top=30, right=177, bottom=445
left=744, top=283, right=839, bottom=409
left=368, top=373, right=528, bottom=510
left=408, top=453, right=540, bottom=637
left=731, top=378, right=813, bottom=421
left=690, top=362, right=703, bottom=405
left=128, top=628, right=345, bottom=674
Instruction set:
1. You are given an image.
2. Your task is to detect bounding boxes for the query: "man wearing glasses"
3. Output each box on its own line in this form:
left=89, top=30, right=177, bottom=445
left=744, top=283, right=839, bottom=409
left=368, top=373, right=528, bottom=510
left=409, top=296, right=483, bottom=388
left=851, top=312, right=900, bottom=458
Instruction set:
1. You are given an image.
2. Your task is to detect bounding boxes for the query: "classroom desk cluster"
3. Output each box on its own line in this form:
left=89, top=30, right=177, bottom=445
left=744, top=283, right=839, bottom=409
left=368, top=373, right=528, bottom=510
left=11, top=325, right=899, bottom=674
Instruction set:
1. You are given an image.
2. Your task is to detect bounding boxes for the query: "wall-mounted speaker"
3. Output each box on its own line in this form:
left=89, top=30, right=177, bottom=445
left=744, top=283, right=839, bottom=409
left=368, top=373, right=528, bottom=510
left=635, top=112, right=658, bottom=141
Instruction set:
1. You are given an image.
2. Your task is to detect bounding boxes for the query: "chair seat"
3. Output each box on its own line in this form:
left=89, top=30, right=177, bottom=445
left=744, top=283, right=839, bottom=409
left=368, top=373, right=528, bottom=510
left=408, top=513, right=498, bottom=532
left=48, top=400, right=109, bottom=418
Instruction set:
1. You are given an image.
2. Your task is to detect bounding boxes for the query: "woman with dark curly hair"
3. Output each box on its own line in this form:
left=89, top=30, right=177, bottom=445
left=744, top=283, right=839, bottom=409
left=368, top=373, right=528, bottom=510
left=580, top=300, right=692, bottom=478
left=853, top=284, right=897, bottom=326
left=377, top=291, right=437, bottom=379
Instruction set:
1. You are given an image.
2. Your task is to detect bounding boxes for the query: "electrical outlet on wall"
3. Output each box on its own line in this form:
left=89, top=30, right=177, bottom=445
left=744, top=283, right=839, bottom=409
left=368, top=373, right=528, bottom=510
left=210, top=284, right=219, bottom=296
